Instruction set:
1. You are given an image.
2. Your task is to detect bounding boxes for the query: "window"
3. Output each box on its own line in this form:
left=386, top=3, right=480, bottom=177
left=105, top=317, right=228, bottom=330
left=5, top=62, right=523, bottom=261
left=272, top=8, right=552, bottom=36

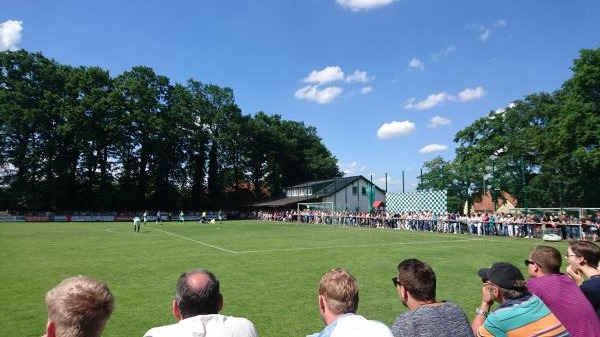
left=361, top=186, right=367, bottom=196
left=352, top=186, right=358, bottom=195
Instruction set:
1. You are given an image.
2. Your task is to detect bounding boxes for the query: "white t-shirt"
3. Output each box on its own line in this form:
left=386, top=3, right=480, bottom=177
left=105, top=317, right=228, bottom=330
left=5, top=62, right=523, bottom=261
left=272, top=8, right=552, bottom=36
left=143, top=314, right=257, bottom=337
left=306, top=313, right=393, bottom=337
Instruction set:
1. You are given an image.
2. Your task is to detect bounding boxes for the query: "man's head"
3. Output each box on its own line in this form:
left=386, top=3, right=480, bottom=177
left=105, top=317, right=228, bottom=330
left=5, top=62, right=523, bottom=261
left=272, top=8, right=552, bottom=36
left=477, top=262, right=527, bottom=302
left=173, top=269, right=223, bottom=319
left=394, top=259, right=436, bottom=308
left=567, top=240, right=600, bottom=270
left=317, top=268, right=359, bottom=319
left=527, top=245, right=562, bottom=276
left=45, top=276, right=114, bottom=337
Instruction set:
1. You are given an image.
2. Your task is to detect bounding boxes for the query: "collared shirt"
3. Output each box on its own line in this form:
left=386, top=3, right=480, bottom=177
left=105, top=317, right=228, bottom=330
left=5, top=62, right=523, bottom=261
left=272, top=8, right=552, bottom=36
left=307, top=313, right=393, bottom=337
left=143, top=314, right=257, bottom=337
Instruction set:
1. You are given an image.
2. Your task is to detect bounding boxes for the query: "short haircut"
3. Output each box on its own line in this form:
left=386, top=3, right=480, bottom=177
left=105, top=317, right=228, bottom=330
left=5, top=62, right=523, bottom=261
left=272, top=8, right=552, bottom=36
left=530, top=245, right=561, bottom=274
left=318, top=268, right=359, bottom=315
left=497, top=280, right=529, bottom=300
left=45, top=276, right=114, bottom=337
left=175, top=269, right=221, bottom=318
left=397, top=259, right=436, bottom=301
left=569, top=240, right=600, bottom=268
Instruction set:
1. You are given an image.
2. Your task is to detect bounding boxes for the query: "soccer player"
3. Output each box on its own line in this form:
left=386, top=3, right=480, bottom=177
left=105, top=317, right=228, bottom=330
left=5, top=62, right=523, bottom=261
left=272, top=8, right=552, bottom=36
left=133, top=216, right=141, bottom=233
left=179, top=211, right=185, bottom=223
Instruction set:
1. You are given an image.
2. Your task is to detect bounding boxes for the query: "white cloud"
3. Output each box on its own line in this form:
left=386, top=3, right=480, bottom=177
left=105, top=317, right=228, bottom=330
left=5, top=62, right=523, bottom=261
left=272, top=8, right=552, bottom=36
left=478, top=25, right=490, bottom=42
left=337, top=0, right=397, bottom=11
left=427, top=116, right=451, bottom=128
left=408, top=57, right=425, bottom=71
left=458, top=86, right=486, bottom=102
left=431, top=45, right=456, bottom=62
left=339, top=161, right=367, bottom=175
left=346, top=70, right=372, bottom=83
left=294, top=85, right=343, bottom=104
left=419, top=144, right=448, bottom=154
left=0, top=20, right=23, bottom=51
left=303, top=66, right=345, bottom=85
left=495, top=19, right=507, bottom=28
left=403, top=92, right=450, bottom=110
left=360, top=86, right=372, bottom=94
left=377, top=120, right=416, bottom=139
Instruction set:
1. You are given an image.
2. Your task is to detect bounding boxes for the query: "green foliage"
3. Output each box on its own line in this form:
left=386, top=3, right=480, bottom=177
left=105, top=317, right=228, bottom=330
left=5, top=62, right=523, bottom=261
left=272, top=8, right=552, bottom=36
left=419, top=48, right=600, bottom=209
left=0, top=220, right=567, bottom=337
left=0, top=51, right=342, bottom=211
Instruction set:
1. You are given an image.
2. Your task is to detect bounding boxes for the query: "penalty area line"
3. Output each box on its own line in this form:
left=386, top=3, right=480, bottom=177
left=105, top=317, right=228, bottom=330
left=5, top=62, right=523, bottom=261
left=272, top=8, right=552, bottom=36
left=153, top=227, right=239, bottom=254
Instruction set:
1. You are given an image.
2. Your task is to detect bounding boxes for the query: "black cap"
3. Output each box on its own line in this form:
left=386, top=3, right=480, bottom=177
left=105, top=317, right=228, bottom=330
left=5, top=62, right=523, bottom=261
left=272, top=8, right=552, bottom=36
left=477, top=262, right=525, bottom=290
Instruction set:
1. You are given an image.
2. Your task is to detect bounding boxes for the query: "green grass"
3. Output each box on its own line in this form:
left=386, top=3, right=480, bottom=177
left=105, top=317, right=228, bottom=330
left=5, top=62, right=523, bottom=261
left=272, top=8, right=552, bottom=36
left=0, top=220, right=568, bottom=337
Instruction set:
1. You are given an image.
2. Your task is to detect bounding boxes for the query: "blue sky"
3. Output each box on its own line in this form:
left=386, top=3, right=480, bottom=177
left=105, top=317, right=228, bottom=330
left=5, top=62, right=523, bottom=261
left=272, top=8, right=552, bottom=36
left=1, top=0, right=599, bottom=192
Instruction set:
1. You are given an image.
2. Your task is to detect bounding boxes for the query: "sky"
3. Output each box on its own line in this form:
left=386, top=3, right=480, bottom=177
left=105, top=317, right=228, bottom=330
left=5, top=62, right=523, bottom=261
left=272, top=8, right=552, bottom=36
left=1, top=0, right=599, bottom=192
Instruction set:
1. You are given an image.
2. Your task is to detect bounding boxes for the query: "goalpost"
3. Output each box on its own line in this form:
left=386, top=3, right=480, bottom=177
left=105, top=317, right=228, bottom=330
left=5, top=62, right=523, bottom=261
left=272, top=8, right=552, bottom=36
left=297, top=202, right=334, bottom=224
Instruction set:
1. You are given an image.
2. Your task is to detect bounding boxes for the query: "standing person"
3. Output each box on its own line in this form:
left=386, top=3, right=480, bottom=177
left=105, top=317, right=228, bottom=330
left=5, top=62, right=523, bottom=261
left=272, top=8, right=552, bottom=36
left=133, top=215, right=141, bottom=233
left=201, top=211, right=207, bottom=224
left=43, top=276, right=114, bottom=337
left=179, top=211, right=185, bottom=223
left=306, top=268, right=393, bottom=337
left=526, top=245, right=600, bottom=336
left=156, top=211, right=162, bottom=225
left=565, top=240, right=600, bottom=318
left=218, top=210, right=223, bottom=223
left=143, top=210, right=148, bottom=225
left=143, top=268, right=257, bottom=337
left=391, top=259, right=472, bottom=337
left=471, top=262, right=568, bottom=337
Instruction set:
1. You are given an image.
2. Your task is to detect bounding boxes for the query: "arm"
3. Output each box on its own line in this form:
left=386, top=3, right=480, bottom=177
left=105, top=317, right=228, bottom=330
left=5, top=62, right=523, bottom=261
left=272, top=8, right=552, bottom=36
left=471, top=284, right=494, bottom=335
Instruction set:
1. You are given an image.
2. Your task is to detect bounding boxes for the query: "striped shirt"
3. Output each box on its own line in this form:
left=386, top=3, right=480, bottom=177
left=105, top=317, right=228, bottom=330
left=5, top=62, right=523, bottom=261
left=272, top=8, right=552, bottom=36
left=477, top=294, right=569, bottom=337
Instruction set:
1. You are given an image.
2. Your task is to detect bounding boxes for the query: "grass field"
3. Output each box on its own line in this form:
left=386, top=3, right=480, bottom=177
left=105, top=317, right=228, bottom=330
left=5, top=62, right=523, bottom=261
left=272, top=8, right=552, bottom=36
left=0, top=220, right=568, bottom=337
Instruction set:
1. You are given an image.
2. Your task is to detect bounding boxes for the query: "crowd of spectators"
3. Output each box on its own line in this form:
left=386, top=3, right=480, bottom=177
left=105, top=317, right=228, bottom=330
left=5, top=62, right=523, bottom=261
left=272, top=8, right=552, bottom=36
left=254, top=209, right=600, bottom=241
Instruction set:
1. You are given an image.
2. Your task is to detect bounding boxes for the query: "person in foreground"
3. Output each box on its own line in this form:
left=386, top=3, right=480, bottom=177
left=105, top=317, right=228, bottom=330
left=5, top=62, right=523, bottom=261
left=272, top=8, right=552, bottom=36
left=307, top=268, right=393, bottom=337
left=390, top=258, right=472, bottom=337
left=471, top=262, right=569, bottom=337
left=565, top=240, right=600, bottom=318
left=526, top=245, right=600, bottom=336
left=43, top=275, right=115, bottom=337
left=143, top=268, right=257, bottom=337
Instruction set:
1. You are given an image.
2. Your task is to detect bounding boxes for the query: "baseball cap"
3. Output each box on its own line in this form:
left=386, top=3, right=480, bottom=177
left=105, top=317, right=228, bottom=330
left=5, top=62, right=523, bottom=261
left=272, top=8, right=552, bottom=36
left=477, top=262, right=525, bottom=290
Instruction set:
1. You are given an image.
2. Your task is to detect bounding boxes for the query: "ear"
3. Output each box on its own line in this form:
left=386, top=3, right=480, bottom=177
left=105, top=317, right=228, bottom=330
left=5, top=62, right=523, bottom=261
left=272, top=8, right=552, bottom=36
left=318, top=295, right=327, bottom=315
left=400, top=286, right=409, bottom=302
left=172, top=299, right=183, bottom=321
left=217, top=294, right=223, bottom=312
left=46, top=319, right=55, bottom=337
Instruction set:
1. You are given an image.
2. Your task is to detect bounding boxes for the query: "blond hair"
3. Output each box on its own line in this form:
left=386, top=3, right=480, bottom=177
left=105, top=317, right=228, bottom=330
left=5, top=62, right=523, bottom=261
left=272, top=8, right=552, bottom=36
left=318, top=268, right=359, bottom=315
left=45, top=276, right=114, bottom=337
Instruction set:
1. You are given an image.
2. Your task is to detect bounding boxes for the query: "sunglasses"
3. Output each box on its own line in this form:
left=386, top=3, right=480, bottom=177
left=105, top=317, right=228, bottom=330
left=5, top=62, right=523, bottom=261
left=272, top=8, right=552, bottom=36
left=524, top=259, right=537, bottom=266
left=392, top=277, right=401, bottom=287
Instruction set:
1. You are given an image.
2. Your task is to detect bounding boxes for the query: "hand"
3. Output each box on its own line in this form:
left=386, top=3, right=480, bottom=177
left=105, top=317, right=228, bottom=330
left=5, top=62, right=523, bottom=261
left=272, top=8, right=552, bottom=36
left=481, top=283, right=495, bottom=306
left=566, top=265, right=583, bottom=286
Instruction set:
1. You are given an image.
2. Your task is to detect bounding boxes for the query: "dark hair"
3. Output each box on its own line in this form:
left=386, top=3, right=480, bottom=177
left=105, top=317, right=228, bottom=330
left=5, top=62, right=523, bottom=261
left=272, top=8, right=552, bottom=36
left=497, top=280, right=528, bottom=300
left=530, top=246, right=561, bottom=274
left=397, top=259, right=436, bottom=301
left=569, top=240, right=600, bottom=268
left=175, top=269, right=220, bottom=318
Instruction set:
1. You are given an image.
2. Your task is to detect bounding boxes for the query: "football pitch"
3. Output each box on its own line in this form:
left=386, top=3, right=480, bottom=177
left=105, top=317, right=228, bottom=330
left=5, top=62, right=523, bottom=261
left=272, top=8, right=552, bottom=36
left=0, top=220, right=566, bottom=337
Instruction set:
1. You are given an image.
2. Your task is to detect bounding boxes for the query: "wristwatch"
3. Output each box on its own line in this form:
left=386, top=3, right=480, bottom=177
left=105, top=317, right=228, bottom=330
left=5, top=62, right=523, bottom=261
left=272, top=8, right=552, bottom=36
left=475, top=307, right=489, bottom=317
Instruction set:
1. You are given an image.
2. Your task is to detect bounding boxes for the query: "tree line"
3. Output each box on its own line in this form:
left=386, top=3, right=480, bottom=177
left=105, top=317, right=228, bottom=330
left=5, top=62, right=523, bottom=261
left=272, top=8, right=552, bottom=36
left=0, top=50, right=341, bottom=212
left=417, top=48, right=600, bottom=212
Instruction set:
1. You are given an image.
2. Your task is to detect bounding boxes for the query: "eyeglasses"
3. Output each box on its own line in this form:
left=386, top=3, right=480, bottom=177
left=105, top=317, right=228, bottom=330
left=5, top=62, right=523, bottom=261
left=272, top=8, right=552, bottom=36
left=524, top=259, right=537, bottom=266
left=392, top=277, right=401, bottom=287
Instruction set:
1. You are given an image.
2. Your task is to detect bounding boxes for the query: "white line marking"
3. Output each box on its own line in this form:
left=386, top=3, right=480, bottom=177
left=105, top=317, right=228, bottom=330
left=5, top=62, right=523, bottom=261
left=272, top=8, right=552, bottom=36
left=153, top=228, right=239, bottom=254
left=238, top=238, right=481, bottom=253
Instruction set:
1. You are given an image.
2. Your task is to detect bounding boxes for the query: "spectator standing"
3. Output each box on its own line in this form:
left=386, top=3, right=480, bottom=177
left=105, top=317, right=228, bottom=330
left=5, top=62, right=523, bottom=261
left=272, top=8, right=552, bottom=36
left=143, top=268, right=257, bottom=337
left=471, top=262, right=568, bottom=337
left=526, top=245, right=600, bottom=336
left=565, top=240, right=600, bottom=318
left=390, top=258, right=472, bottom=337
left=307, top=268, right=393, bottom=337
left=43, top=275, right=114, bottom=337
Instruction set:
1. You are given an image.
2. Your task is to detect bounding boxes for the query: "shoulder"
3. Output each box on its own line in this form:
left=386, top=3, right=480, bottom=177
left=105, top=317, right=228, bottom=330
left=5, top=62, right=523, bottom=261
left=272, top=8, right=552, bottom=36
left=333, top=314, right=393, bottom=337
